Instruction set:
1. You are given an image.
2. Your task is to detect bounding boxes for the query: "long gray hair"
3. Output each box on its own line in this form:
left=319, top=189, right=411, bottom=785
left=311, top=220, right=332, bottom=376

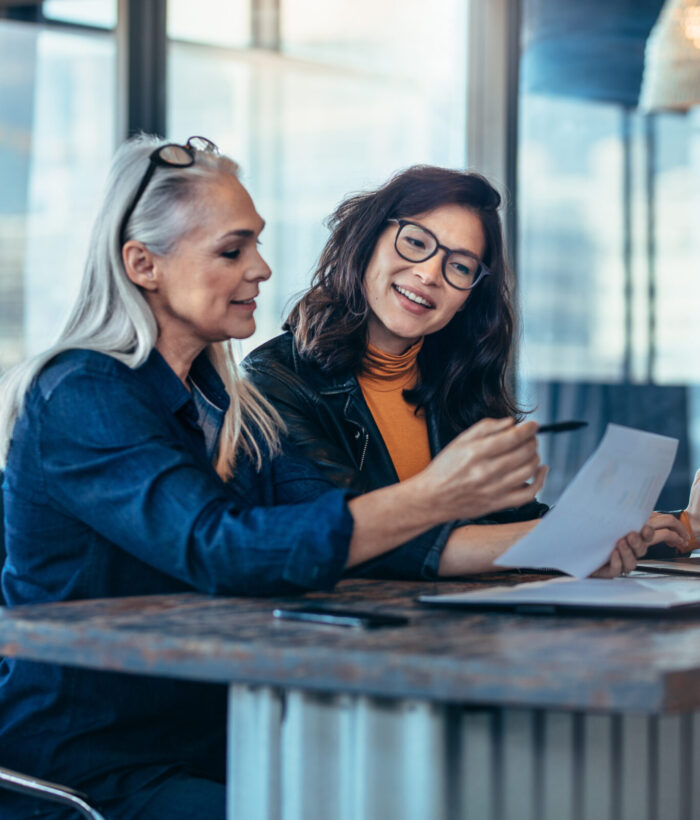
left=0, top=134, right=281, bottom=477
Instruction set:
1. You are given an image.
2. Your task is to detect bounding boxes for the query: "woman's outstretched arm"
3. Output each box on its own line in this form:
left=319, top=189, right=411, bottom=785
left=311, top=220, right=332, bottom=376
left=437, top=510, right=690, bottom=577
left=347, top=418, right=545, bottom=567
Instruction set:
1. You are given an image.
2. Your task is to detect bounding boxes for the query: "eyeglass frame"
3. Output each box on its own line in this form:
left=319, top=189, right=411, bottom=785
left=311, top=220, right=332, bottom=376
left=118, top=136, right=219, bottom=248
left=387, top=218, right=491, bottom=291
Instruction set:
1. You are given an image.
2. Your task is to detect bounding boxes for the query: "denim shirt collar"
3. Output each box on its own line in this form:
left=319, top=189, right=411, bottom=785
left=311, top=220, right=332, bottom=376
left=137, top=348, right=231, bottom=418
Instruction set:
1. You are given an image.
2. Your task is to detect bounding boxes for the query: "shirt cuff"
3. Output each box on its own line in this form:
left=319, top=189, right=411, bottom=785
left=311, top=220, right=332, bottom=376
left=420, top=522, right=459, bottom=580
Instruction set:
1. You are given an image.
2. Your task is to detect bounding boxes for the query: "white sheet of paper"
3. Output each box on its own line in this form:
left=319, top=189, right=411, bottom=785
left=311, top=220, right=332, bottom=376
left=493, top=423, right=679, bottom=578
left=419, top=576, right=700, bottom=610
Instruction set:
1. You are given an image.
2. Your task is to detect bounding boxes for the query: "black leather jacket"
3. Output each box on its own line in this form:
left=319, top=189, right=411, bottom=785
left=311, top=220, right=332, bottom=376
left=243, top=332, right=549, bottom=579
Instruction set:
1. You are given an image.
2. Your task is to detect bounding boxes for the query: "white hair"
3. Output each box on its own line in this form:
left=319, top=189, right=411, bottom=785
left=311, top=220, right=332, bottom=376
left=0, top=133, right=281, bottom=478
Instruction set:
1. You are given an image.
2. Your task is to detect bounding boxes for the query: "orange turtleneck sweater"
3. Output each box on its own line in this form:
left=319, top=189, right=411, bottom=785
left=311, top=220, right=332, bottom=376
left=357, top=340, right=431, bottom=481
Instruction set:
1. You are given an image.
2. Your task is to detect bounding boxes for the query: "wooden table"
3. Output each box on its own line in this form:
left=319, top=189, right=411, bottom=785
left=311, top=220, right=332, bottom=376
left=2, top=575, right=700, bottom=820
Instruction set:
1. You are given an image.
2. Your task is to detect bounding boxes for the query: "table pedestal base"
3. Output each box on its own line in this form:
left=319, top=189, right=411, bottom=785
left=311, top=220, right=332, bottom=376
left=227, top=685, right=699, bottom=820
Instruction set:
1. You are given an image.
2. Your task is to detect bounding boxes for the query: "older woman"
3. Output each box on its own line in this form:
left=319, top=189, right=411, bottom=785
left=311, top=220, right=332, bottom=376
left=0, top=137, right=552, bottom=819
left=244, top=166, right=687, bottom=574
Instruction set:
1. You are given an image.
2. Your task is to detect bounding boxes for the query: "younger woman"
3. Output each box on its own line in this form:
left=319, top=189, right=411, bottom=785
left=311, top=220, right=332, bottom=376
left=244, top=166, right=686, bottom=575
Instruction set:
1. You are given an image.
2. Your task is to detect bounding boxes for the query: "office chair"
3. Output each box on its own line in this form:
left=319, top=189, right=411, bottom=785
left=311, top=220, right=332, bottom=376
left=0, top=471, right=106, bottom=820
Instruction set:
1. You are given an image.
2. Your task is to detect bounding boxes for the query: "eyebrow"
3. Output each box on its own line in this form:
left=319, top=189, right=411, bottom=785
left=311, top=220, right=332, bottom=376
left=450, top=247, right=480, bottom=260
left=410, top=220, right=481, bottom=259
left=217, top=220, right=266, bottom=241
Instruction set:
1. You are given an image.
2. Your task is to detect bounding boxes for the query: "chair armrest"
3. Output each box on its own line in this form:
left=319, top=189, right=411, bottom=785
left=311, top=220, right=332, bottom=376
left=0, top=765, right=106, bottom=820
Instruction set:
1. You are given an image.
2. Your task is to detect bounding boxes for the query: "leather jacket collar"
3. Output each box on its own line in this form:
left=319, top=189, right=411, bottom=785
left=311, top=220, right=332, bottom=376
left=243, top=331, right=444, bottom=490
left=288, top=332, right=444, bottom=461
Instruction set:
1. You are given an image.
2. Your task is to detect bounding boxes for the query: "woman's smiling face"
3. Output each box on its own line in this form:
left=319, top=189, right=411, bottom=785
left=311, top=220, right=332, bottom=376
left=363, top=203, right=486, bottom=354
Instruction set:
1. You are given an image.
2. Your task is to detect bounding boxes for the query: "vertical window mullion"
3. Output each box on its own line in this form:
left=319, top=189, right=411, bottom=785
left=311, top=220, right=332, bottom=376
left=116, top=0, right=167, bottom=139
left=622, top=106, right=633, bottom=384
left=645, top=113, right=657, bottom=384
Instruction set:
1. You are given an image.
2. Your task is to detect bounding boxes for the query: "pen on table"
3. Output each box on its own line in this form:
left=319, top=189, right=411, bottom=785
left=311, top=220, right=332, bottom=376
left=536, top=420, right=588, bottom=434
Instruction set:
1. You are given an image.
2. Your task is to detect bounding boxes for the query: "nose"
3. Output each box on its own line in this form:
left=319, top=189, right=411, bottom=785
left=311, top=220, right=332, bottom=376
left=412, top=251, right=443, bottom=285
left=247, top=248, right=272, bottom=282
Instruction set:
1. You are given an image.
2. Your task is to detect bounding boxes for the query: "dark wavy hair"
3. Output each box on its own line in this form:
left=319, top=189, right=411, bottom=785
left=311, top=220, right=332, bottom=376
left=285, top=165, right=519, bottom=435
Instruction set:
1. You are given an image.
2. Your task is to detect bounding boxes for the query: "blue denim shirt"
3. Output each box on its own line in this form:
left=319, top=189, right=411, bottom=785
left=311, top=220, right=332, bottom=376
left=0, top=347, right=353, bottom=809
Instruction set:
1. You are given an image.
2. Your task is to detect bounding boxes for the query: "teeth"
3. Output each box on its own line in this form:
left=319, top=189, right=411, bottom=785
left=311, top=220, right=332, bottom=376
left=394, top=285, right=432, bottom=308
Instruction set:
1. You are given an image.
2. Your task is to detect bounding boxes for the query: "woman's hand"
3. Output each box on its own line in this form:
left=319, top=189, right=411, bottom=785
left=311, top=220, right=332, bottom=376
left=414, top=417, right=547, bottom=523
left=645, top=512, right=691, bottom=552
left=590, top=526, right=654, bottom=578
left=684, top=469, right=700, bottom=543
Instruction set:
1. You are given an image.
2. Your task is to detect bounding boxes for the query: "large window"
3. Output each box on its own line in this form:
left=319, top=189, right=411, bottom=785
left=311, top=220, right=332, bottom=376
left=519, top=96, right=628, bottom=383
left=43, top=0, right=116, bottom=27
left=0, top=13, right=115, bottom=370
left=653, top=111, right=700, bottom=384
left=517, top=0, right=700, bottom=506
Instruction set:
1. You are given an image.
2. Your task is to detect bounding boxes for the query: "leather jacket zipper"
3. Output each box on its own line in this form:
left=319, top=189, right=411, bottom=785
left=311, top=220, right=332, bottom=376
left=355, top=428, right=369, bottom=471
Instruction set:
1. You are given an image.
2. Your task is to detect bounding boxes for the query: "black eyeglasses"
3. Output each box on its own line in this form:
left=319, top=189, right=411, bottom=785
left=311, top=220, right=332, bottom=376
left=119, top=136, right=219, bottom=247
left=388, top=218, right=491, bottom=291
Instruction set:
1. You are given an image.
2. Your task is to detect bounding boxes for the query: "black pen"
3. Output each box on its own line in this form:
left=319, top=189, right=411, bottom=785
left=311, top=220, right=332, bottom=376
left=536, top=420, right=588, bottom=434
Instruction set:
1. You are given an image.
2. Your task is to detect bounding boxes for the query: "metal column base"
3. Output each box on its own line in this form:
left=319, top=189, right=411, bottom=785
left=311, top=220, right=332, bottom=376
left=227, top=685, right=700, bottom=820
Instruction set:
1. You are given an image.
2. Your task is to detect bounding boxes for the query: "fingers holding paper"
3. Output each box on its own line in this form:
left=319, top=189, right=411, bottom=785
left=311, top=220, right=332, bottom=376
left=590, top=526, right=654, bottom=578
left=593, top=512, right=690, bottom=579
left=493, top=424, right=678, bottom=578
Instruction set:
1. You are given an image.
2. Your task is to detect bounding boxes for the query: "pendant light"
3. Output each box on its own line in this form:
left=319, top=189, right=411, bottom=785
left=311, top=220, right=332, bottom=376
left=639, top=0, right=700, bottom=110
